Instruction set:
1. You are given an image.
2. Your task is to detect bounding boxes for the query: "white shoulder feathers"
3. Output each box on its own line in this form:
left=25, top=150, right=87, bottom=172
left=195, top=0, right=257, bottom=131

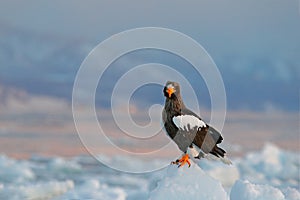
left=172, top=115, right=206, bottom=130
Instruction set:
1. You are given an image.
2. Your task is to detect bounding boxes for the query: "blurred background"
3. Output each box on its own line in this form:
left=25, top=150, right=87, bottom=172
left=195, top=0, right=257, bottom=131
left=0, top=0, right=299, bottom=158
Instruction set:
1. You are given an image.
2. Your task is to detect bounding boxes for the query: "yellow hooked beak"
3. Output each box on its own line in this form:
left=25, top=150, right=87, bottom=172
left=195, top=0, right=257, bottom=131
left=167, top=87, right=175, bottom=98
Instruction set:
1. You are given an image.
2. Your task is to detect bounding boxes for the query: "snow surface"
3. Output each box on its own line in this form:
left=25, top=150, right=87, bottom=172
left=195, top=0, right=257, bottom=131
left=230, top=180, right=300, bottom=200
left=0, top=143, right=299, bottom=199
left=149, top=164, right=229, bottom=200
left=198, top=143, right=300, bottom=190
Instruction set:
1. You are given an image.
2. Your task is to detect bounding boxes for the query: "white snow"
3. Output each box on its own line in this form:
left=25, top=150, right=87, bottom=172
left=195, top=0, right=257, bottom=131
left=0, top=143, right=298, bottom=199
left=230, top=180, right=285, bottom=200
left=149, top=163, right=229, bottom=200
left=282, top=187, right=300, bottom=200
left=47, top=157, right=82, bottom=173
left=236, top=143, right=300, bottom=188
left=200, top=161, right=240, bottom=188
left=230, top=180, right=300, bottom=200
left=22, top=180, right=74, bottom=200
left=172, top=115, right=206, bottom=130
left=0, top=180, right=74, bottom=200
left=59, top=179, right=127, bottom=200
left=0, top=155, right=35, bottom=183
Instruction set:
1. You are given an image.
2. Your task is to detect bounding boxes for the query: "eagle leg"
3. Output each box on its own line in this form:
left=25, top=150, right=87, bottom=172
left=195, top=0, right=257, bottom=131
left=194, top=152, right=205, bottom=160
left=171, top=154, right=191, bottom=168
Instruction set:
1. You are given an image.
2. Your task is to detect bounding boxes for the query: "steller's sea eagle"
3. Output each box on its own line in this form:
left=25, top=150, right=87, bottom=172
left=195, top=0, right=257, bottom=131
left=162, top=81, right=231, bottom=167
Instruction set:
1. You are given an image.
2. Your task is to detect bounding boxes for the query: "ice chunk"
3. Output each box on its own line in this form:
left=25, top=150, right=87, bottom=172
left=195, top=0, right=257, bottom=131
left=59, top=179, right=127, bottom=200
left=0, top=155, right=35, bottom=183
left=230, top=180, right=286, bottom=200
left=198, top=159, right=239, bottom=188
left=47, top=157, right=81, bottom=172
left=23, top=180, right=74, bottom=199
left=282, top=187, right=300, bottom=200
left=237, top=143, right=300, bottom=188
left=149, top=163, right=229, bottom=200
left=0, top=180, right=74, bottom=200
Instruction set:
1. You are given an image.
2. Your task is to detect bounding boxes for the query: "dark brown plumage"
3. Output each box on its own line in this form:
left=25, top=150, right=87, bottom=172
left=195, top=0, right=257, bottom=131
left=162, top=81, right=230, bottom=166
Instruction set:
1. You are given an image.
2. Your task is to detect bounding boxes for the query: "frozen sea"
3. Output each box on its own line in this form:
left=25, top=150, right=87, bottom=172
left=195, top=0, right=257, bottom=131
left=0, top=143, right=299, bottom=200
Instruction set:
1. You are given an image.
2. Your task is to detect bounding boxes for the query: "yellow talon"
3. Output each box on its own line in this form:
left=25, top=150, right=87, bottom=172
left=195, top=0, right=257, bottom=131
left=171, top=154, right=191, bottom=168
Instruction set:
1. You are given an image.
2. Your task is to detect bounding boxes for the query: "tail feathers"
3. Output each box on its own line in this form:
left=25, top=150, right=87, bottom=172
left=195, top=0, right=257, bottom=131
left=210, top=146, right=226, bottom=158
left=202, top=153, right=233, bottom=165
left=209, top=146, right=232, bottom=165
left=220, top=156, right=232, bottom=165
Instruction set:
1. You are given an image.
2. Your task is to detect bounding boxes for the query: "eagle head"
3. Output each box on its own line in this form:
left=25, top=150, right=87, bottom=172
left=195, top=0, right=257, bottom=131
left=163, top=81, right=180, bottom=99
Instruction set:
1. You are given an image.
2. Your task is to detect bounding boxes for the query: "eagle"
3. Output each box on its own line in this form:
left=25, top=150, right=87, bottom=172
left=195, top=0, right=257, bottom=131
left=162, top=81, right=231, bottom=167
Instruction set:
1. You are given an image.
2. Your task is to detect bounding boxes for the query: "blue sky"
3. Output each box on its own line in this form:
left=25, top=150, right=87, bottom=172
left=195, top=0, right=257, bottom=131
left=0, top=0, right=299, bottom=111
left=0, top=0, right=299, bottom=157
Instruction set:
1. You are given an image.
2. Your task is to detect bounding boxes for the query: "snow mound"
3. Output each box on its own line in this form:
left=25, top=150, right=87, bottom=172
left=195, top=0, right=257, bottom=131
left=23, top=180, right=74, bottom=199
left=282, top=187, right=300, bottom=200
left=0, top=180, right=74, bottom=200
left=47, top=157, right=82, bottom=174
left=0, top=143, right=298, bottom=199
left=238, top=143, right=300, bottom=188
left=230, top=180, right=300, bottom=200
left=198, top=160, right=240, bottom=188
left=58, top=179, right=127, bottom=200
left=149, top=163, right=229, bottom=200
left=199, top=143, right=299, bottom=190
left=0, top=155, right=35, bottom=183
